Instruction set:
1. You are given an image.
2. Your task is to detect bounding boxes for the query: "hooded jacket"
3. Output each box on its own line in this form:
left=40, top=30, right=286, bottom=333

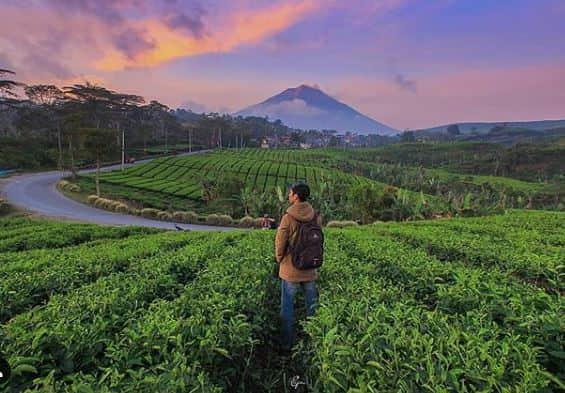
left=275, top=201, right=319, bottom=282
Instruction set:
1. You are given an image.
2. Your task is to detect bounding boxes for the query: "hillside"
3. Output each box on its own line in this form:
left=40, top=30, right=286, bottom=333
left=417, top=119, right=565, bottom=135
left=75, top=149, right=442, bottom=223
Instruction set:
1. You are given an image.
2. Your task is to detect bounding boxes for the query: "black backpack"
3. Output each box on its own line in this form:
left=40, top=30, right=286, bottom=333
left=287, top=213, right=324, bottom=270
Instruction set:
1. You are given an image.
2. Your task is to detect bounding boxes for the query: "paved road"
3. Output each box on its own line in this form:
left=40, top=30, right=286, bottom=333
left=1, top=151, right=234, bottom=231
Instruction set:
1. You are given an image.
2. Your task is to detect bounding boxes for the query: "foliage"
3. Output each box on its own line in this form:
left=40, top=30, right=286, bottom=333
left=0, top=211, right=563, bottom=391
left=346, top=183, right=382, bottom=224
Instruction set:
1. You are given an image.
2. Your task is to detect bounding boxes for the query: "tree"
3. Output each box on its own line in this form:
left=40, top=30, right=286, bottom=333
left=0, top=69, right=20, bottom=98
left=25, top=85, right=65, bottom=170
left=400, top=130, right=416, bottom=143
left=148, top=101, right=171, bottom=151
left=63, top=82, right=125, bottom=186
left=447, top=124, right=461, bottom=136
left=108, top=93, right=144, bottom=169
left=290, top=131, right=304, bottom=145
left=346, top=183, right=381, bottom=224
left=0, top=69, right=24, bottom=108
left=83, top=127, right=118, bottom=196
left=238, top=185, right=254, bottom=216
left=215, top=173, right=246, bottom=215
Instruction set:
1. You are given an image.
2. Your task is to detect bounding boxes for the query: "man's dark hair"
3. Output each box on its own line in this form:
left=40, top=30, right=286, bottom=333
left=290, top=183, right=310, bottom=201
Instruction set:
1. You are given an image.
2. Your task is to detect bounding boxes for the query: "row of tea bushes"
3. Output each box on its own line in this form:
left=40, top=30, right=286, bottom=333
left=85, top=195, right=269, bottom=228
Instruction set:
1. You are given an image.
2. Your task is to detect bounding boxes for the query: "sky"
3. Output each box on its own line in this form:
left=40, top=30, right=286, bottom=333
left=1, top=0, right=564, bottom=130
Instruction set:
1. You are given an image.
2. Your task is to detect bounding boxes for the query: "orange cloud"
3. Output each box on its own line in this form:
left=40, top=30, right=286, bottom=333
left=97, top=1, right=320, bottom=70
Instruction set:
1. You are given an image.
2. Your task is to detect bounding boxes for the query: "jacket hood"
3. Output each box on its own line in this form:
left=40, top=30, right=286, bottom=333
left=286, top=201, right=315, bottom=222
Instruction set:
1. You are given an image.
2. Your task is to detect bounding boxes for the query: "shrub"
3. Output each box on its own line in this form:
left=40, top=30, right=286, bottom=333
left=217, top=214, right=233, bottom=226
left=0, top=198, right=10, bottom=215
left=157, top=211, right=172, bottom=221
left=141, top=208, right=160, bottom=219
left=129, top=208, right=141, bottom=216
left=93, top=198, right=108, bottom=209
left=172, top=211, right=199, bottom=224
left=108, top=201, right=122, bottom=210
left=206, top=214, right=220, bottom=225
left=87, top=195, right=99, bottom=205
left=58, top=180, right=81, bottom=193
left=100, top=199, right=114, bottom=210
left=114, top=203, right=130, bottom=214
left=187, top=211, right=200, bottom=223
left=238, top=216, right=255, bottom=228
left=326, top=220, right=359, bottom=228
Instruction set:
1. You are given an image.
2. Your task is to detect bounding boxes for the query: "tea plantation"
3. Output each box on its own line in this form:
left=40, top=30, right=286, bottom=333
left=0, top=210, right=563, bottom=392
left=85, top=149, right=377, bottom=200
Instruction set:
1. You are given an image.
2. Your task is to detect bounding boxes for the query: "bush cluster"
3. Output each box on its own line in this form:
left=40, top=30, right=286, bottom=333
left=58, top=180, right=81, bottom=193
left=172, top=211, right=199, bottom=224
left=85, top=194, right=269, bottom=228
left=0, top=198, right=10, bottom=215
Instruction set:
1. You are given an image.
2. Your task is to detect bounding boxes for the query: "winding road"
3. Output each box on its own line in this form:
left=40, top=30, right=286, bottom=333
left=0, top=152, right=234, bottom=231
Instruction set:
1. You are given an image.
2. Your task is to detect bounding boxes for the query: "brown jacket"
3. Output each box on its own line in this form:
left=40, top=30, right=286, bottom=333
left=275, top=202, right=319, bottom=282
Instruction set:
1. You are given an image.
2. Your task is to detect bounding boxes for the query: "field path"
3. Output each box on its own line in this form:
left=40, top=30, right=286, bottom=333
left=0, top=151, right=234, bottom=231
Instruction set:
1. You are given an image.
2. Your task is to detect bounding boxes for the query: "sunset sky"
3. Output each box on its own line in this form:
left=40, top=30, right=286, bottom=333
left=1, top=0, right=564, bottom=130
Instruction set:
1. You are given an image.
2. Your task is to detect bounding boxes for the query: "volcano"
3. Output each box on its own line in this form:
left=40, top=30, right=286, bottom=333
left=235, top=85, right=397, bottom=135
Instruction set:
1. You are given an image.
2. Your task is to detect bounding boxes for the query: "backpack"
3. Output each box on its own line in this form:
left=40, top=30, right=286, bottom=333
left=287, top=212, right=324, bottom=270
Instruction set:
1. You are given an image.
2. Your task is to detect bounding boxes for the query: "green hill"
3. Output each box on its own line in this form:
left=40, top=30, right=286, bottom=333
left=76, top=149, right=440, bottom=221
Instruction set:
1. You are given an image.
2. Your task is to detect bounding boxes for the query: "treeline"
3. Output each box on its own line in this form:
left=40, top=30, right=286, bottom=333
left=346, top=142, right=565, bottom=183
left=0, top=69, right=299, bottom=172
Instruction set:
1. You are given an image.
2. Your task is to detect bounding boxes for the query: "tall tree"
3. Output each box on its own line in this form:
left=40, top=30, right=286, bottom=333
left=148, top=101, right=171, bottom=151
left=25, top=85, right=65, bottom=170
left=63, top=82, right=118, bottom=188
left=108, top=93, right=144, bottom=169
left=0, top=69, right=24, bottom=108
left=83, top=127, right=117, bottom=196
left=0, top=69, right=19, bottom=98
left=447, top=124, right=461, bottom=136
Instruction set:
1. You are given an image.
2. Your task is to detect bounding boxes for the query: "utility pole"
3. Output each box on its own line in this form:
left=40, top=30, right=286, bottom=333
left=121, top=128, right=125, bottom=170
left=186, top=124, right=193, bottom=153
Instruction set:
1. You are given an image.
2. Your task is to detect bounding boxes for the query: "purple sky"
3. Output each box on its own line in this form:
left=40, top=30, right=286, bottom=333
left=1, top=0, right=564, bottom=129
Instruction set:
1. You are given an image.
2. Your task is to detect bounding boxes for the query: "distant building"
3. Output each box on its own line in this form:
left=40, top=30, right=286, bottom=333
left=299, top=143, right=312, bottom=149
left=279, top=135, right=292, bottom=146
left=261, top=138, right=270, bottom=149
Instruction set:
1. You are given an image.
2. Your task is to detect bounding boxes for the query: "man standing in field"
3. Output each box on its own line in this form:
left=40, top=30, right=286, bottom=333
left=275, top=183, right=322, bottom=355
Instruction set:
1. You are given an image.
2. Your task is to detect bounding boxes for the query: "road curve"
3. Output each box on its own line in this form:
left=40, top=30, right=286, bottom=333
left=1, top=152, right=234, bottom=231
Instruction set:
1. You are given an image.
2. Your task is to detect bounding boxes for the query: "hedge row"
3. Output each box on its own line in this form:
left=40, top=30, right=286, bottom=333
left=86, top=195, right=267, bottom=228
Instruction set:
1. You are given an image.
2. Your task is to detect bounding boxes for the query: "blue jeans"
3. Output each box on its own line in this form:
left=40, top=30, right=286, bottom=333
left=280, top=279, right=318, bottom=350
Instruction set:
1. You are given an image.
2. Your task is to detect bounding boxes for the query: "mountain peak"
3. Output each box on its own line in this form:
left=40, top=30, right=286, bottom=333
left=235, top=85, right=398, bottom=135
left=295, top=84, right=320, bottom=91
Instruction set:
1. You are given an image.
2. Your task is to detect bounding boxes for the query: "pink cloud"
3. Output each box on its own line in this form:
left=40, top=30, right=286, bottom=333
left=97, top=1, right=321, bottom=70
left=0, top=1, right=322, bottom=77
left=334, top=63, right=565, bottom=129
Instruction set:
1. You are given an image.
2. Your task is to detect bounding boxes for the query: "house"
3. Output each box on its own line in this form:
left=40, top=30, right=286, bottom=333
left=279, top=135, right=292, bottom=146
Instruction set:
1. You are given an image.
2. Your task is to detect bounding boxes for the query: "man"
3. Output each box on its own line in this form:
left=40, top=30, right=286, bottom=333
left=275, top=183, right=320, bottom=355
